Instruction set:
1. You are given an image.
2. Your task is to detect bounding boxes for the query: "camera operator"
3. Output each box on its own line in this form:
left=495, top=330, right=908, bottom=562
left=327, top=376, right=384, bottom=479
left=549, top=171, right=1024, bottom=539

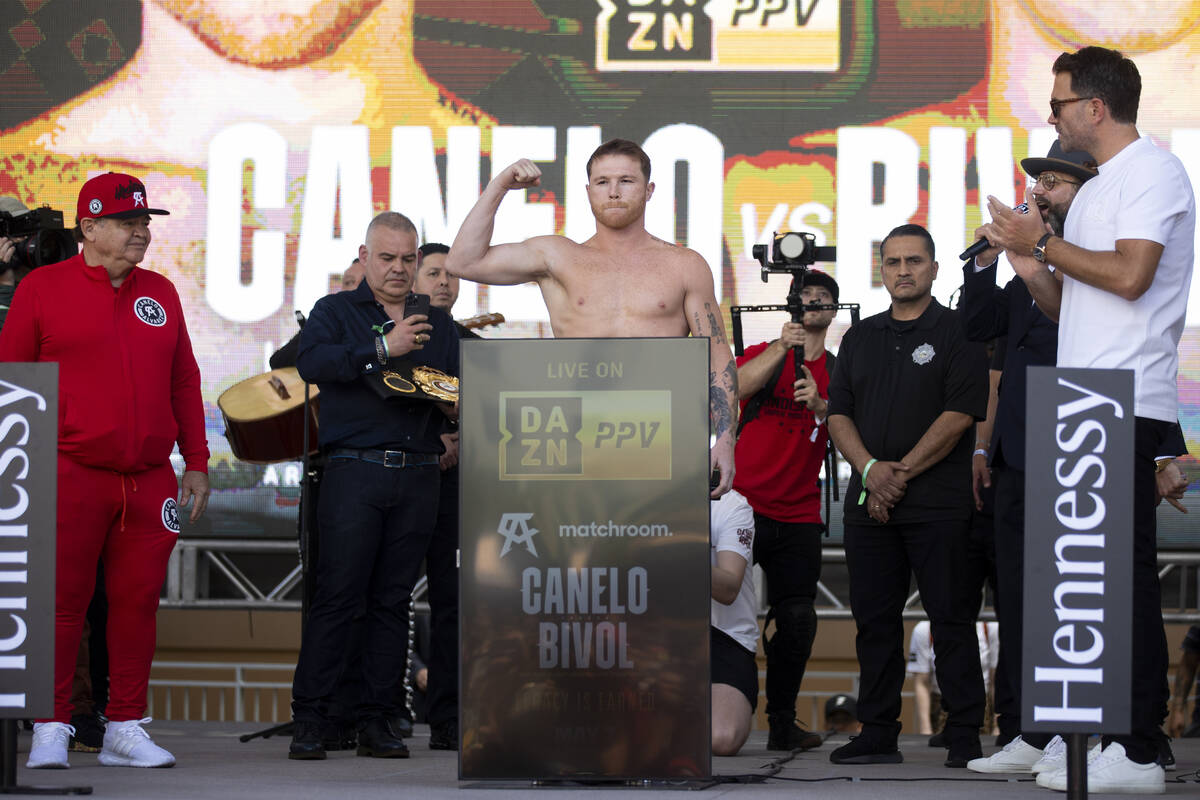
left=0, top=197, right=31, bottom=332
left=732, top=269, right=839, bottom=752
left=0, top=196, right=78, bottom=334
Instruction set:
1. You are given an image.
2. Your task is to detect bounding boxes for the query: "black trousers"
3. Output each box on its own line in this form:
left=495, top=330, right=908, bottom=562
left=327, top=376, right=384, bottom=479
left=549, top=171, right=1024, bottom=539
left=845, top=518, right=985, bottom=742
left=988, top=462, right=1056, bottom=746
left=752, top=514, right=822, bottom=720
left=424, top=465, right=460, bottom=728
left=1103, top=418, right=1172, bottom=764
left=291, top=457, right=439, bottom=724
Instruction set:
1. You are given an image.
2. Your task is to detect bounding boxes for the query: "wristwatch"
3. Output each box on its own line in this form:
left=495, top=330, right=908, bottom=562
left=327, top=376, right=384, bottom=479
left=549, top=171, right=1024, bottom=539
left=1033, top=233, right=1054, bottom=263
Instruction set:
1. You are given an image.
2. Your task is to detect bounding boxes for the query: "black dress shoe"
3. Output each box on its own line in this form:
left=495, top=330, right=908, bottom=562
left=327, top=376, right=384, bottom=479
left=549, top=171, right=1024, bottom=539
left=944, top=742, right=983, bottom=768
left=356, top=718, right=410, bottom=758
left=766, top=716, right=823, bottom=751
left=288, top=721, right=327, bottom=760
left=429, top=719, right=458, bottom=751
left=388, top=715, right=414, bottom=739
left=927, top=729, right=947, bottom=748
left=944, top=727, right=982, bottom=768
left=829, top=735, right=903, bottom=764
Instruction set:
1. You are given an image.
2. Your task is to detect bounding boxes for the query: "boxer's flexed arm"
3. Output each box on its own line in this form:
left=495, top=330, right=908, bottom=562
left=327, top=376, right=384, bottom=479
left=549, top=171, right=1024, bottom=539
left=447, top=159, right=554, bottom=285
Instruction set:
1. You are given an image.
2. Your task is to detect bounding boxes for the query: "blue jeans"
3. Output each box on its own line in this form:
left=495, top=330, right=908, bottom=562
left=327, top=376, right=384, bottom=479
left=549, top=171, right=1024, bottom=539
left=291, top=456, right=439, bottom=723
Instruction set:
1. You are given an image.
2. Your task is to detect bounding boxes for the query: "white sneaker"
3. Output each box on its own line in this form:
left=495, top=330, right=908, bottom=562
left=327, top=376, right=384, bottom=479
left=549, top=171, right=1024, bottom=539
left=98, top=718, right=175, bottom=768
left=1039, top=742, right=1164, bottom=794
left=1031, top=735, right=1104, bottom=775
left=26, top=722, right=73, bottom=769
left=967, top=735, right=1044, bottom=773
left=1034, top=739, right=1103, bottom=786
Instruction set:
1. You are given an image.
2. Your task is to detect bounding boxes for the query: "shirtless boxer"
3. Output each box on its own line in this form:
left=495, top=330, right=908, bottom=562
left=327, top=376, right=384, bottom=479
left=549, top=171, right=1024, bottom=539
left=446, top=138, right=737, bottom=497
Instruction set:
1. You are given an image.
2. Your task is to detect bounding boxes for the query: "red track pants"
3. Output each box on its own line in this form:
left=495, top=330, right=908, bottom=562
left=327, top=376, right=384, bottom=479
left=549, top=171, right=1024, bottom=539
left=43, top=457, right=180, bottom=723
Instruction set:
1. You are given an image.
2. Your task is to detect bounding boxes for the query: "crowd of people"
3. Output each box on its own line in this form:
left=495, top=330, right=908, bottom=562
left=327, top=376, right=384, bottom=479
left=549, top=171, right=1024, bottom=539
left=0, top=43, right=1195, bottom=795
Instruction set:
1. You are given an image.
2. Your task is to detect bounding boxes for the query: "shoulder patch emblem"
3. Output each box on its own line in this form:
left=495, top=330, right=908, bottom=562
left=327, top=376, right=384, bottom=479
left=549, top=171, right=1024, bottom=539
left=134, top=297, right=167, bottom=327
left=911, top=343, right=935, bottom=365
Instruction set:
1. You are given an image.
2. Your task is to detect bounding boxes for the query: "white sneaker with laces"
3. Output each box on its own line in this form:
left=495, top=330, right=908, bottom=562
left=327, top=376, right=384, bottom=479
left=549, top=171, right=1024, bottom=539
left=1039, top=742, right=1164, bottom=794
left=26, top=722, right=74, bottom=769
left=98, top=717, right=175, bottom=768
left=967, top=735, right=1044, bottom=773
left=1034, top=739, right=1103, bottom=786
left=1031, top=735, right=1066, bottom=775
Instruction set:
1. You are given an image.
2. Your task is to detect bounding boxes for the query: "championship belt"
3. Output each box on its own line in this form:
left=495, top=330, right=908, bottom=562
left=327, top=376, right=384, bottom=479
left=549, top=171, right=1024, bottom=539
left=366, top=362, right=459, bottom=404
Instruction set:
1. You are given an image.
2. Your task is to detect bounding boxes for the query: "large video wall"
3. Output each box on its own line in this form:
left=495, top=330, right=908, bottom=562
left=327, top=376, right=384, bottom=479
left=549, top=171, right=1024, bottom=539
left=2, top=1, right=1196, bottom=542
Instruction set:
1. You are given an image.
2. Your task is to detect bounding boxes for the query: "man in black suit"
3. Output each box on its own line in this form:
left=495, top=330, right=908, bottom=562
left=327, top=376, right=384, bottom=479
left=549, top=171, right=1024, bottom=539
left=960, top=140, right=1096, bottom=771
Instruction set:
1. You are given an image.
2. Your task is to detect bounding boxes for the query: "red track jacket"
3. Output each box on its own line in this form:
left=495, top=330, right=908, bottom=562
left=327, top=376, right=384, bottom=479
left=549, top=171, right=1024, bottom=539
left=0, top=254, right=209, bottom=473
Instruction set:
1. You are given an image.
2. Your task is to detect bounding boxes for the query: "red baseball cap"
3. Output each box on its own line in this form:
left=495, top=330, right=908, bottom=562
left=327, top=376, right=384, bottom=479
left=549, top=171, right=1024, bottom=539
left=76, top=172, right=170, bottom=222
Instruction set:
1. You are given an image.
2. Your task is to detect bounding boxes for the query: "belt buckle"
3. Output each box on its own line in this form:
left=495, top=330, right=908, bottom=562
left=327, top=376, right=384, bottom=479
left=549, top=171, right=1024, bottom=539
left=382, top=449, right=406, bottom=467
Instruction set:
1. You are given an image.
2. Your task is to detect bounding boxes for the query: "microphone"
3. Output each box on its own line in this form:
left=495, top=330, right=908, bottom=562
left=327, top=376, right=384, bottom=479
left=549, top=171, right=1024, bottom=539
left=294, top=310, right=306, bottom=329
left=959, top=202, right=1029, bottom=261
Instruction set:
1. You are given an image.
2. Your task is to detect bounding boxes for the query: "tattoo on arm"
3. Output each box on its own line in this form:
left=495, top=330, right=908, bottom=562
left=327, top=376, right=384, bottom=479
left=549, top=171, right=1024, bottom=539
left=704, top=303, right=726, bottom=344
left=710, top=361, right=738, bottom=439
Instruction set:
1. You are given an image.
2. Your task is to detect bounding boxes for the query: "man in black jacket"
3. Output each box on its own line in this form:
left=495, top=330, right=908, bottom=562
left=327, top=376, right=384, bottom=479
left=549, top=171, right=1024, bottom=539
left=960, top=140, right=1096, bottom=772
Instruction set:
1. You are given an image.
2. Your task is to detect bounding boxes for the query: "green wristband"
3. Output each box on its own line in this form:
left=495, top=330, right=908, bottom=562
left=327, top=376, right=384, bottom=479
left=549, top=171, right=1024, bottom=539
left=858, top=458, right=878, bottom=505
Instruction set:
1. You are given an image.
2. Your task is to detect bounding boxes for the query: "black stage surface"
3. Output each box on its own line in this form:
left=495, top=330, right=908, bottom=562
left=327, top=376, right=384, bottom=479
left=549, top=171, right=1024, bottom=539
left=9, top=724, right=1200, bottom=798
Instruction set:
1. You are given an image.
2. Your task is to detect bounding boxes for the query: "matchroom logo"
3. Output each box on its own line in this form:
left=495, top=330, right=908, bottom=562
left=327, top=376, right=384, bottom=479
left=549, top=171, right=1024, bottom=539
left=498, top=391, right=672, bottom=481
left=594, top=0, right=839, bottom=72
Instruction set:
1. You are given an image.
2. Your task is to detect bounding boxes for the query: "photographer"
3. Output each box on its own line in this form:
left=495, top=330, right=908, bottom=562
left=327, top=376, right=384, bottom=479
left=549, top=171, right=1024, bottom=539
left=0, top=196, right=78, bottom=334
left=732, top=270, right=838, bottom=752
left=0, top=197, right=30, bottom=332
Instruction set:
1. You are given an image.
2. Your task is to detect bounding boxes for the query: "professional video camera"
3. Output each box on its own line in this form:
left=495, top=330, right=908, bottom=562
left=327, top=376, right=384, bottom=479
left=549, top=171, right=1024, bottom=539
left=730, top=231, right=860, bottom=523
left=731, top=231, right=858, bottom=359
left=0, top=206, right=77, bottom=270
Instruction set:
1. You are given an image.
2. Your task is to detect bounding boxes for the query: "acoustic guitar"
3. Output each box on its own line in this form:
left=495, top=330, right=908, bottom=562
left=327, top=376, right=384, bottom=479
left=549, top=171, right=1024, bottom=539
left=218, top=312, right=504, bottom=464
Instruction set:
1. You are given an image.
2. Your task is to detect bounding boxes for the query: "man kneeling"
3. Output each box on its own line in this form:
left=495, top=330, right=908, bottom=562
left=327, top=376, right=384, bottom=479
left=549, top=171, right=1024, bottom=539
left=711, top=489, right=762, bottom=756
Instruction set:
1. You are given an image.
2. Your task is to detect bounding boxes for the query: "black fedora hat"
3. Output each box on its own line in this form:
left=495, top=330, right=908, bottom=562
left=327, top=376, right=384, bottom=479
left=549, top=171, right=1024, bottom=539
left=1020, top=140, right=1098, bottom=183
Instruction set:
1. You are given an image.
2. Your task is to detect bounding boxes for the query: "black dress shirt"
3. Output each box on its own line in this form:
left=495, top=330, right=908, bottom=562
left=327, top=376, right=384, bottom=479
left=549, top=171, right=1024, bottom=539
left=296, top=281, right=460, bottom=453
left=828, top=299, right=987, bottom=525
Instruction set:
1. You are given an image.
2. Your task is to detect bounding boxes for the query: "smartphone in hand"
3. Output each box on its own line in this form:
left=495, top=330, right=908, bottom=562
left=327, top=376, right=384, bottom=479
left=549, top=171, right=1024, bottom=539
left=404, top=292, right=431, bottom=319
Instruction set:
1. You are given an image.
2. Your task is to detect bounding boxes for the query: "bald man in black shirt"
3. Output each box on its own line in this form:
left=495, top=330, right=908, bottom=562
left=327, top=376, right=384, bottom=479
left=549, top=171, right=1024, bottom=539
left=827, top=224, right=988, bottom=768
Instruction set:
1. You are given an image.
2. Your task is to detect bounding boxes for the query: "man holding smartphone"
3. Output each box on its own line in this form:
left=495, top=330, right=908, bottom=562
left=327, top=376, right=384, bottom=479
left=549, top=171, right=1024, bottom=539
left=287, top=211, right=460, bottom=761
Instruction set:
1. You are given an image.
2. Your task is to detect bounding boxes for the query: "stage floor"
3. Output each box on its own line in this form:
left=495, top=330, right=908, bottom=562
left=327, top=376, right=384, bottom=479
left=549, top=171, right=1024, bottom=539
left=9, top=724, right=1200, bottom=798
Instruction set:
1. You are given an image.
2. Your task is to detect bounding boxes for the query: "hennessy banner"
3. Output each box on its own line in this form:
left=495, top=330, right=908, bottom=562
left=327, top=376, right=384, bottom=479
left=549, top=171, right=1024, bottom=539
left=1022, top=367, right=1133, bottom=734
left=459, top=338, right=711, bottom=780
left=0, top=364, right=58, bottom=718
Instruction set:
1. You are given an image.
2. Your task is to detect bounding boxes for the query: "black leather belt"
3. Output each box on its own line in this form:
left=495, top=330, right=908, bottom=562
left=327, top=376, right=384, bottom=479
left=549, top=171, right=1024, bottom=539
left=327, top=447, right=439, bottom=468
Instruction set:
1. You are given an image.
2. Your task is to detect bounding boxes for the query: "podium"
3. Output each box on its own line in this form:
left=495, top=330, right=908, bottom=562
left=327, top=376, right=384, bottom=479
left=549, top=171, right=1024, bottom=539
left=458, top=338, right=712, bottom=781
left=1022, top=368, right=1134, bottom=798
left=0, top=365, right=91, bottom=794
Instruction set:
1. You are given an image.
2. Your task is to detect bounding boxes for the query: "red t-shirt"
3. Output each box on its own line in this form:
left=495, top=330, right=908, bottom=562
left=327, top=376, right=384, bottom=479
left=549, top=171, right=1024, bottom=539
left=0, top=254, right=209, bottom=474
left=732, top=344, right=829, bottom=523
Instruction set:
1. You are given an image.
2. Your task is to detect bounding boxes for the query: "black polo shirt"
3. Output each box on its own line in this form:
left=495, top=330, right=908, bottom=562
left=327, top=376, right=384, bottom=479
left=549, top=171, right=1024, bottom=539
left=827, top=299, right=987, bottom=525
left=296, top=281, right=460, bottom=453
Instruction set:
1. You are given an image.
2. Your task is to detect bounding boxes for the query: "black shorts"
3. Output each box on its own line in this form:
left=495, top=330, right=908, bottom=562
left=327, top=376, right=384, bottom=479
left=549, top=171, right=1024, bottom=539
left=711, top=627, right=758, bottom=711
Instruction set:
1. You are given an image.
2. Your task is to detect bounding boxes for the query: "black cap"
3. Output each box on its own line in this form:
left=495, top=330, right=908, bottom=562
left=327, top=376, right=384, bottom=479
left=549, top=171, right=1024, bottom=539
left=791, top=269, right=839, bottom=303
left=825, top=693, right=857, bottom=718
left=1020, top=140, right=1098, bottom=183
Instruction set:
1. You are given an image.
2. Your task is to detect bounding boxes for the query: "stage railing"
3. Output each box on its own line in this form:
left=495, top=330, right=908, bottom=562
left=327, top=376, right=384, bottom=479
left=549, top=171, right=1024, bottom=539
left=162, top=539, right=1200, bottom=620
left=146, top=661, right=294, bottom=722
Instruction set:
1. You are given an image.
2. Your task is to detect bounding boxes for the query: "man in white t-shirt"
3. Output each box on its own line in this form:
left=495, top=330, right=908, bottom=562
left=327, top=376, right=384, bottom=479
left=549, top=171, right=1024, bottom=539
left=710, top=489, right=760, bottom=756
left=980, top=45, right=1195, bottom=794
left=907, top=620, right=1000, bottom=738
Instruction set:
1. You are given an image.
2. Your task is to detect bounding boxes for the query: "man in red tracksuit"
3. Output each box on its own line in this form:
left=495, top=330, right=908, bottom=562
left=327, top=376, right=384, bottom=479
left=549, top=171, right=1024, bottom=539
left=0, top=172, right=210, bottom=769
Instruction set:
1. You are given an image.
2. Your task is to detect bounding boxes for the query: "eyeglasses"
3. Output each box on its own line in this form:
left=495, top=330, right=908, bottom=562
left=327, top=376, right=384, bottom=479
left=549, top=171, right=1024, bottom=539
left=1028, top=173, right=1081, bottom=191
left=1049, top=96, right=1094, bottom=117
